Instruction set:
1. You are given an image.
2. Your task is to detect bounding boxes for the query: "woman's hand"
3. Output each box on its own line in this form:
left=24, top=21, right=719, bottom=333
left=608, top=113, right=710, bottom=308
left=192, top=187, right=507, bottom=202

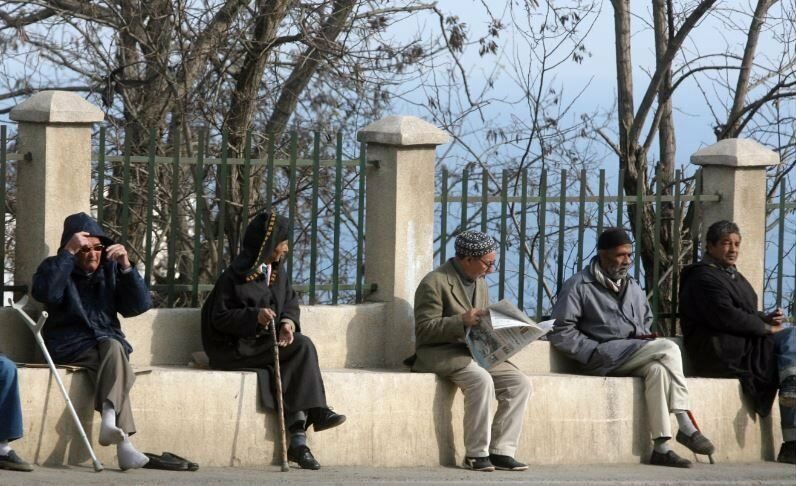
left=258, top=308, right=276, bottom=328
left=278, top=322, right=294, bottom=347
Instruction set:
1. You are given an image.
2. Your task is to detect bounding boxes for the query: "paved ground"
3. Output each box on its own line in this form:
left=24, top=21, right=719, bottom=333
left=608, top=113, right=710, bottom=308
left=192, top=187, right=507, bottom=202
left=1, top=462, right=794, bottom=485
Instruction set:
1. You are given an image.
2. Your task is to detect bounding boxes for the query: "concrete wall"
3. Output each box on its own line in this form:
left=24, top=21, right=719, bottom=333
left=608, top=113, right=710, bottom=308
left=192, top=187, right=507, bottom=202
left=14, top=367, right=782, bottom=468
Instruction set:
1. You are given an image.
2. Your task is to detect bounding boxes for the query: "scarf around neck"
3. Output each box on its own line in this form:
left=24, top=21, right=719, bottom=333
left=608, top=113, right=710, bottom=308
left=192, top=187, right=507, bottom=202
left=590, top=257, right=625, bottom=294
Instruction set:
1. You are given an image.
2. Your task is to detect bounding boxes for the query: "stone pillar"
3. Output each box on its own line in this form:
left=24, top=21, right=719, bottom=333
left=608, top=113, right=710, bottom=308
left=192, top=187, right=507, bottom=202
left=690, top=138, right=779, bottom=307
left=358, top=116, right=450, bottom=366
left=10, top=91, right=104, bottom=292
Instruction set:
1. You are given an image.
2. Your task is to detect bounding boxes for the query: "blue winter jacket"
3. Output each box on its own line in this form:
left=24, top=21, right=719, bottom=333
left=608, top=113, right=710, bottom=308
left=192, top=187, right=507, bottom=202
left=31, top=213, right=152, bottom=363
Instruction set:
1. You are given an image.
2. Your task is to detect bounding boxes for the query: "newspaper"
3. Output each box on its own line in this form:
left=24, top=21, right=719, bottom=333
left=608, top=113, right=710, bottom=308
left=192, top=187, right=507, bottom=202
left=465, top=299, right=555, bottom=370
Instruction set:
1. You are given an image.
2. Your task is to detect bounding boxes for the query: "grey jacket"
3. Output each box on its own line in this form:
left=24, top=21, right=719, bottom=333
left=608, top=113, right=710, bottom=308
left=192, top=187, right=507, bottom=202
left=548, top=265, right=652, bottom=376
left=411, top=260, right=489, bottom=376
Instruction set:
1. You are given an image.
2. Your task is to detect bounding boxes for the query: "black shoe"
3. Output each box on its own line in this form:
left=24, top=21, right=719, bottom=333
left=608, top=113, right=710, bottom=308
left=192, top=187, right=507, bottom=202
left=462, top=456, right=494, bottom=471
left=287, top=445, right=321, bottom=470
left=0, top=450, right=33, bottom=472
left=780, top=376, right=796, bottom=408
left=310, top=407, right=346, bottom=432
left=649, top=450, right=692, bottom=468
left=676, top=430, right=716, bottom=455
left=489, top=454, right=528, bottom=471
left=777, top=441, right=796, bottom=465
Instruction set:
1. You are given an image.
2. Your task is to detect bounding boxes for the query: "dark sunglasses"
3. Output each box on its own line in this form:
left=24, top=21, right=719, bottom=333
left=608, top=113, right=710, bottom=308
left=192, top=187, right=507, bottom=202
left=78, top=244, right=105, bottom=254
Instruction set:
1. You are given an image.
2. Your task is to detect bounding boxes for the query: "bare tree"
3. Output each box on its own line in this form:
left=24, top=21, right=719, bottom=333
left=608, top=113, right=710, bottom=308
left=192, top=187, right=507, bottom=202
left=0, top=0, right=471, bottom=304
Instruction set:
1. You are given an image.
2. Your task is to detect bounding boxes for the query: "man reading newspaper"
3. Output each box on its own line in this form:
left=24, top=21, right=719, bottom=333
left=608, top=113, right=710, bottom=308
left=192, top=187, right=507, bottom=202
left=409, top=231, right=532, bottom=472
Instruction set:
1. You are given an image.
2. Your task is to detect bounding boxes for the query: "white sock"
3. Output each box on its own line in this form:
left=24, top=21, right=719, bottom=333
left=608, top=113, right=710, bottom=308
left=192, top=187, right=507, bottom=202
left=675, top=411, right=698, bottom=437
left=653, top=437, right=672, bottom=453
left=117, top=436, right=148, bottom=470
left=99, top=400, right=125, bottom=446
left=0, top=440, right=11, bottom=455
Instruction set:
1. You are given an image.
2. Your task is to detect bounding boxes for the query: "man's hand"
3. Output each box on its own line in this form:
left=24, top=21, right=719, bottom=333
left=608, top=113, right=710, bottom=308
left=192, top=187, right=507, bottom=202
left=769, top=324, right=787, bottom=334
left=258, top=308, right=276, bottom=327
left=278, top=322, right=294, bottom=347
left=64, top=231, right=94, bottom=255
left=764, top=308, right=785, bottom=326
left=105, top=244, right=131, bottom=270
left=462, top=308, right=489, bottom=327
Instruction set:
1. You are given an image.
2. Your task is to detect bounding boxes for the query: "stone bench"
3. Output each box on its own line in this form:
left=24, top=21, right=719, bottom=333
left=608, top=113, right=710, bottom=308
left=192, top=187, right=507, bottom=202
left=12, top=367, right=782, bottom=468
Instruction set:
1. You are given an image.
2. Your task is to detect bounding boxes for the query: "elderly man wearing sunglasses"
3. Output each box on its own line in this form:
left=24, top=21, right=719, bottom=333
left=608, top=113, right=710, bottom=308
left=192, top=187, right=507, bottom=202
left=32, top=212, right=152, bottom=471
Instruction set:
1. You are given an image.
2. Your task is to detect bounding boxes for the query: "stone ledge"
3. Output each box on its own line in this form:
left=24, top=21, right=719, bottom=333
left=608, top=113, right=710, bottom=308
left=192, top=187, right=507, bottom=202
left=13, top=367, right=782, bottom=469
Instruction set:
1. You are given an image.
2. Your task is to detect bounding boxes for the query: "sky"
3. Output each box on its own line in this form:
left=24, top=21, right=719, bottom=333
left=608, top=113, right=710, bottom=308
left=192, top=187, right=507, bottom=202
left=390, top=0, right=792, bottom=172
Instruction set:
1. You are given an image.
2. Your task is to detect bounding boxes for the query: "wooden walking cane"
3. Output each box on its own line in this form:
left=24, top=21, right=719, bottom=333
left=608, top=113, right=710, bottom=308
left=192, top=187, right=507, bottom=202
left=270, top=318, right=290, bottom=472
left=9, top=296, right=104, bottom=472
left=686, top=410, right=715, bottom=464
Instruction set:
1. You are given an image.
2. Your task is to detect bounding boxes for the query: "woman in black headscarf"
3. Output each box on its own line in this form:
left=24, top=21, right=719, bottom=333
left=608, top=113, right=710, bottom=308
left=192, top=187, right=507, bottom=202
left=201, top=211, right=345, bottom=469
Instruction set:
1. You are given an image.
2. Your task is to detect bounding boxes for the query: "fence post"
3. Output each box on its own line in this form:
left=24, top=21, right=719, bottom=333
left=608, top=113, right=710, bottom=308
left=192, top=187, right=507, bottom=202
left=10, top=91, right=104, bottom=296
left=690, top=138, right=779, bottom=308
left=358, top=115, right=450, bottom=367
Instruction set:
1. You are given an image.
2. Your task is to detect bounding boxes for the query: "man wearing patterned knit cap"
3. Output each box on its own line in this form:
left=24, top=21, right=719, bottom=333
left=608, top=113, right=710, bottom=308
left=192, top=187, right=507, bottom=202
left=410, top=230, right=532, bottom=472
left=549, top=228, right=715, bottom=468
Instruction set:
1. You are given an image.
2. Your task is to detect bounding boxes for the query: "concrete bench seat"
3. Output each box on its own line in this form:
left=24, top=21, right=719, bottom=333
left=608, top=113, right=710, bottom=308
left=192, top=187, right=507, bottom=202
left=13, top=366, right=782, bottom=469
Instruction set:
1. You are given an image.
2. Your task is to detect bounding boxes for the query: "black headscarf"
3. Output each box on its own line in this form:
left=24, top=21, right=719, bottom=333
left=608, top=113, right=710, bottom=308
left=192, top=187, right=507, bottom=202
left=230, top=211, right=290, bottom=283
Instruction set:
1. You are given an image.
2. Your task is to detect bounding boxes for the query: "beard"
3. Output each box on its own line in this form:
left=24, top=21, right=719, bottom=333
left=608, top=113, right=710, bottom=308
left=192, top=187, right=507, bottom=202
left=604, top=263, right=630, bottom=280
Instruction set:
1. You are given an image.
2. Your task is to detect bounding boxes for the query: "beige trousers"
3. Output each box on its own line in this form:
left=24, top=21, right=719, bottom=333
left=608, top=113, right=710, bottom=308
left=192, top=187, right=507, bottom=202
left=611, top=339, right=690, bottom=439
left=445, top=360, right=532, bottom=458
left=70, top=339, right=137, bottom=435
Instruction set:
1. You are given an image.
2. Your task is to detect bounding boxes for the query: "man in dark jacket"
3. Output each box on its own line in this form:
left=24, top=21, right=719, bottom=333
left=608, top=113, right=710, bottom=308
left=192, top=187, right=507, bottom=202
left=32, top=212, right=152, bottom=470
left=550, top=228, right=715, bottom=468
left=679, top=220, right=795, bottom=464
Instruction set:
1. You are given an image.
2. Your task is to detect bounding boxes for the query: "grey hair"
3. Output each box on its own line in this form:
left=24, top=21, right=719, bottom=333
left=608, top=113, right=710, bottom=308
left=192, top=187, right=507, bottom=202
left=706, top=220, right=741, bottom=245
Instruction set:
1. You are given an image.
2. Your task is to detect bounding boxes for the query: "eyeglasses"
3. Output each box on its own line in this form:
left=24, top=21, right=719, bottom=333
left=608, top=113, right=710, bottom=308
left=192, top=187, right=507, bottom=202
left=78, top=244, right=104, bottom=254
left=480, top=257, right=497, bottom=269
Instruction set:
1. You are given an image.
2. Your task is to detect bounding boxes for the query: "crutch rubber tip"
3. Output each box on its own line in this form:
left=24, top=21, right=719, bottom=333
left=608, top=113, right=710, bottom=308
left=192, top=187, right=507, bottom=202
left=281, top=463, right=290, bottom=472
left=92, top=460, right=104, bottom=472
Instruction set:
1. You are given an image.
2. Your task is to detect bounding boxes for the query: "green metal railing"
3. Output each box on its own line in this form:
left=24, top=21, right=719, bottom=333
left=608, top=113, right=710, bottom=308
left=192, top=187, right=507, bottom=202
left=1, top=122, right=794, bottom=318
left=435, top=167, right=796, bottom=332
left=89, top=126, right=372, bottom=307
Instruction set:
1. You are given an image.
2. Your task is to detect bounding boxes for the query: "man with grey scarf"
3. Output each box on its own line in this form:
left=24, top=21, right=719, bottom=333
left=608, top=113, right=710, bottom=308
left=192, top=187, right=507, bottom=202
left=549, top=228, right=715, bottom=468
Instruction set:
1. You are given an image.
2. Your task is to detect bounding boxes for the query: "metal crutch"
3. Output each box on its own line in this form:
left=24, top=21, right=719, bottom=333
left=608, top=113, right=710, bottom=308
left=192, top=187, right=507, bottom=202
left=8, top=296, right=104, bottom=472
left=270, top=318, right=290, bottom=472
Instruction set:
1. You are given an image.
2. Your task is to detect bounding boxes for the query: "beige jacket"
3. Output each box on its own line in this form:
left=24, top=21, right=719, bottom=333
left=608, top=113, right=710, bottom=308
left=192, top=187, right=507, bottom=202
left=412, top=260, right=488, bottom=375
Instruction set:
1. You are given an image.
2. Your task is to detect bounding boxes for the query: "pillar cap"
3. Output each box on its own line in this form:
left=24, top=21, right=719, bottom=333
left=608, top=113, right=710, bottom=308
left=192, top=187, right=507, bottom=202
left=10, top=91, right=104, bottom=124
left=357, top=115, right=451, bottom=146
left=690, top=138, right=779, bottom=168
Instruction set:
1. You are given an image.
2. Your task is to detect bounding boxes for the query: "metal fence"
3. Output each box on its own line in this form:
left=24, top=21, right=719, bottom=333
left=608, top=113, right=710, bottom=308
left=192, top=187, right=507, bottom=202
left=1, top=124, right=372, bottom=307
left=435, top=167, right=796, bottom=331
left=2, top=121, right=794, bottom=318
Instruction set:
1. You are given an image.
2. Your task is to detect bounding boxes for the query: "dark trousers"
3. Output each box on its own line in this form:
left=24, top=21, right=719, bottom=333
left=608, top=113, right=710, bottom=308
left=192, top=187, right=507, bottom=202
left=67, top=339, right=137, bottom=435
